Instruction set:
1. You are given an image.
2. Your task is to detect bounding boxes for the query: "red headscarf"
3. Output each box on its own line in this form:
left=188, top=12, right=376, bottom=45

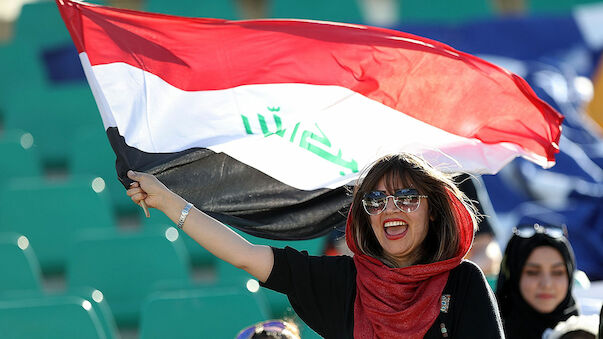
left=346, top=190, right=475, bottom=338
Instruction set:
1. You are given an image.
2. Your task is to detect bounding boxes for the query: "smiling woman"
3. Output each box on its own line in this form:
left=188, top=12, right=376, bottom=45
left=125, top=153, right=505, bottom=339
left=496, top=224, right=579, bottom=339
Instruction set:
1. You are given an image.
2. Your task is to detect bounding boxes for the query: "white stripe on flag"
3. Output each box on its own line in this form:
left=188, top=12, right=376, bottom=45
left=83, top=53, right=545, bottom=190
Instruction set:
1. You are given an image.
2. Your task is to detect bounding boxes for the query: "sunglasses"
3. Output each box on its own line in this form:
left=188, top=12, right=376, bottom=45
left=362, top=188, right=428, bottom=215
left=235, top=320, right=294, bottom=339
left=512, top=223, right=568, bottom=239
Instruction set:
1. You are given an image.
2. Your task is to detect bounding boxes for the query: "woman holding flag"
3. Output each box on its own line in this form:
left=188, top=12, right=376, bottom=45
left=127, top=152, right=503, bottom=338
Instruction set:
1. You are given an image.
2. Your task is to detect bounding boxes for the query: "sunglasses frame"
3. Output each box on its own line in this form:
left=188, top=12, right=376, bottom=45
left=362, top=189, right=428, bottom=215
left=512, top=223, right=568, bottom=239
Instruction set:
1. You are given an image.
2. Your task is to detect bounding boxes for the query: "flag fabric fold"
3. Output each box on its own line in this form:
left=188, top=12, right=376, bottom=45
left=56, top=0, right=563, bottom=239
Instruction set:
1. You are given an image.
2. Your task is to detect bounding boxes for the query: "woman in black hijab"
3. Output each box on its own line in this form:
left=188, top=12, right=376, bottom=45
left=496, top=224, right=579, bottom=339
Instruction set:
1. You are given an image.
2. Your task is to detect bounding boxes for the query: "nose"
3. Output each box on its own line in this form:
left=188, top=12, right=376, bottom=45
left=539, top=273, right=553, bottom=289
left=383, top=196, right=398, bottom=213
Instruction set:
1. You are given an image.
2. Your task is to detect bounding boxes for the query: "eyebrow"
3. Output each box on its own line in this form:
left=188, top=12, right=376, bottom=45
left=524, top=262, right=565, bottom=268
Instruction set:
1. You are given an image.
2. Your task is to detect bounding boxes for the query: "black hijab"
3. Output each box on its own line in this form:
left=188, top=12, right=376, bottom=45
left=496, top=231, right=579, bottom=339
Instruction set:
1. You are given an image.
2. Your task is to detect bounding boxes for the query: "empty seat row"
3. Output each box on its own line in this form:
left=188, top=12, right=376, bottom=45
left=0, top=284, right=274, bottom=339
left=0, top=226, right=327, bottom=325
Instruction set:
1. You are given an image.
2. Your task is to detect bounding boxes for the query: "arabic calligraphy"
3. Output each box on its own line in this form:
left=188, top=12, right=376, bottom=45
left=241, top=107, right=358, bottom=176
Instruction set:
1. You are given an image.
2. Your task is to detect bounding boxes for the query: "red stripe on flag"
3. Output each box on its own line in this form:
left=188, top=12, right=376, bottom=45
left=56, top=0, right=562, bottom=164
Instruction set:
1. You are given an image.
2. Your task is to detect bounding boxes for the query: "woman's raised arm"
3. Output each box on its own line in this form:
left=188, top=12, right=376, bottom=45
left=126, top=170, right=274, bottom=282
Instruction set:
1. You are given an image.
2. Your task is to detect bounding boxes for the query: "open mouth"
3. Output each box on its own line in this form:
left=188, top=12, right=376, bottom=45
left=384, top=220, right=408, bottom=238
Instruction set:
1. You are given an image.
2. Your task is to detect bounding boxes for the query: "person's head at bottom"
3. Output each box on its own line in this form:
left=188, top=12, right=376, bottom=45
left=347, top=153, right=476, bottom=268
left=496, top=223, right=578, bottom=339
left=235, top=320, right=300, bottom=339
left=543, top=314, right=600, bottom=339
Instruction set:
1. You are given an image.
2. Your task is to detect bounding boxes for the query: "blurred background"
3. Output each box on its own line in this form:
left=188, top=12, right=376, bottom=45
left=0, top=0, right=601, bottom=338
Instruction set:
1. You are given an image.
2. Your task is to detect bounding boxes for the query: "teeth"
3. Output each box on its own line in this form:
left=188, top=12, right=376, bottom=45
left=384, top=221, right=407, bottom=228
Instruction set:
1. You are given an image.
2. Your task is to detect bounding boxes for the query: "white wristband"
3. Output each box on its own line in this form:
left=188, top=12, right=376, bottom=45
left=177, top=202, right=193, bottom=229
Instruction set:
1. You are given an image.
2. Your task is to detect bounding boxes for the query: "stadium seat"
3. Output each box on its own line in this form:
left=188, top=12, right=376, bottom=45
left=67, top=228, right=192, bottom=327
left=398, top=0, right=494, bottom=24
left=0, top=1, right=75, bottom=112
left=0, top=130, right=42, bottom=185
left=0, top=2, right=102, bottom=168
left=0, top=295, right=111, bottom=339
left=0, top=232, right=42, bottom=293
left=0, top=176, right=116, bottom=274
left=13, top=1, right=71, bottom=47
left=144, top=0, right=240, bottom=19
left=3, top=85, right=101, bottom=168
left=139, top=286, right=269, bottom=339
left=269, top=0, right=364, bottom=24
left=68, top=287, right=120, bottom=339
left=529, top=0, right=603, bottom=14
left=142, top=213, right=216, bottom=267
left=69, top=125, right=139, bottom=215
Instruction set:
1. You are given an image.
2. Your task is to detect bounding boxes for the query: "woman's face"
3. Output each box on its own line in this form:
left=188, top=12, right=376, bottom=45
left=519, top=246, right=569, bottom=313
left=368, top=177, right=430, bottom=267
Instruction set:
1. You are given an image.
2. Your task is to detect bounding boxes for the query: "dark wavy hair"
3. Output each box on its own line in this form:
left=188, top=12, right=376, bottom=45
left=348, top=153, right=477, bottom=267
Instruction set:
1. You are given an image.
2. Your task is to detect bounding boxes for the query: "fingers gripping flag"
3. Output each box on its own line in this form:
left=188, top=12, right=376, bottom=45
left=56, top=0, right=562, bottom=239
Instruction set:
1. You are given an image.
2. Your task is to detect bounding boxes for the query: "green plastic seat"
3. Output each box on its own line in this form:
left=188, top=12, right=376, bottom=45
left=269, top=0, right=364, bottom=23
left=142, top=213, right=216, bottom=267
left=69, top=125, right=139, bottom=215
left=399, top=0, right=494, bottom=24
left=0, top=176, right=115, bottom=274
left=3, top=85, right=102, bottom=168
left=0, top=232, right=42, bottom=293
left=0, top=286, right=119, bottom=339
left=0, top=43, right=49, bottom=123
left=0, top=130, right=42, bottom=185
left=145, top=0, right=240, bottom=19
left=139, top=287, right=269, bottom=339
left=68, top=287, right=120, bottom=339
left=67, top=228, right=192, bottom=327
left=13, top=1, right=71, bottom=48
left=528, top=0, right=603, bottom=14
left=0, top=295, right=109, bottom=339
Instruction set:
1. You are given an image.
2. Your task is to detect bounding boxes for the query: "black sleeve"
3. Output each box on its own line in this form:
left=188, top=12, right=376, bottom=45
left=451, top=261, right=505, bottom=339
left=260, top=246, right=356, bottom=339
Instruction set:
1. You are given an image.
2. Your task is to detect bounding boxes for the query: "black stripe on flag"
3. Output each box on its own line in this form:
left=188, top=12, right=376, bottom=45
left=107, top=127, right=350, bottom=239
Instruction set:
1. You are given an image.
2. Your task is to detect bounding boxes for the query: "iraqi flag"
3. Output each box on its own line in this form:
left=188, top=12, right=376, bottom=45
left=56, top=0, right=562, bottom=239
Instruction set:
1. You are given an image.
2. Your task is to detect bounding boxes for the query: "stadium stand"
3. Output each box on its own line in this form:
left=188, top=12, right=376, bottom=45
left=67, top=287, right=121, bottom=339
left=66, top=227, right=192, bottom=327
left=0, top=176, right=116, bottom=274
left=0, top=1, right=601, bottom=338
left=0, top=232, right=42, bottom=293
left=69, top=125, right=140, bottom=215
left=144, top=0, right=240, bottom=19
left=143, top=213, right=216, bottom=267
left=398, top=0, right=494, bottom=24
left=139, top=287, right=269, bottom=339
left=0, top=130, right=42, bottom=184
left=269, top=0, right=364, bottom=23
left=0, top=295, right=114, bottom=339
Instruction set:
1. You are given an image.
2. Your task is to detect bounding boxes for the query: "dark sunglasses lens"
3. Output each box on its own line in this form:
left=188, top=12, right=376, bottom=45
left=393, top=189, right=420, bottom=212
left=363, top=191, right=387, bottom=215
left=363, top=200, right=385, bottom=214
